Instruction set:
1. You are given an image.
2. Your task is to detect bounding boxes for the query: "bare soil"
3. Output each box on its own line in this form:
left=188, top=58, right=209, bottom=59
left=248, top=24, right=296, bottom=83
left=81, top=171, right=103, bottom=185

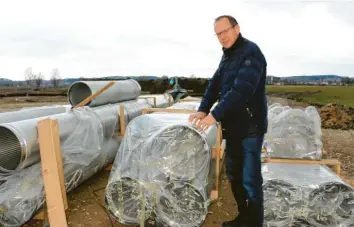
left=0, top=96, right=67, bottom=113
left=0, top=95, right=350, bottom=227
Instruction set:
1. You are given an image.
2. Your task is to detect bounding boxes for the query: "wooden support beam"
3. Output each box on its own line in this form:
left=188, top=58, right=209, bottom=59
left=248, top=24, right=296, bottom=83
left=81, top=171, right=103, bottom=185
left=142, top=108, right=196, bottom=114
left=37, top=119, right=68, bottom=227
left=262, top=158, right=341, bottom=175
left=138, top=96, right=157, bottom=107
left=119, top=105, right=126, bottom=136
left=72, top=81, right=115, bottom=109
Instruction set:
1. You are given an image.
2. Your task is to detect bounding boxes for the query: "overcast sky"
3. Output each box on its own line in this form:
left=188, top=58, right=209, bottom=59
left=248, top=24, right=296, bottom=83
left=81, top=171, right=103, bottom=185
left=0, top=0, right=353, bottom=80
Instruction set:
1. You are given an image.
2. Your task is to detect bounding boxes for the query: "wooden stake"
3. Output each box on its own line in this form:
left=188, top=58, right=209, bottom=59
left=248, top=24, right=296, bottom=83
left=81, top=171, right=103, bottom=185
left=72, top=81, right=115, bottom=109
left=37, top=119, right=68, bottom=227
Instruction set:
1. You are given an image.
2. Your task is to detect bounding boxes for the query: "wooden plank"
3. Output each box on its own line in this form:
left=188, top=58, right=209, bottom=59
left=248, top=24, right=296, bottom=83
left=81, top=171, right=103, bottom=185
left=37, top=119, right=68, bottom=227
left=53, top=120, right=68, bottom=210
left=178, top=99, right=201, bottom=103
left=72, top=81, right=114, bottom=109
left=119, top=105, right=126, bottom=136
left=139, top=96, right=157, bottom=107
left=262, top=158, right=340, bottom=165
left=142, top=108, right=197, bottom=114
left=262, top=158, right=341, bottom=176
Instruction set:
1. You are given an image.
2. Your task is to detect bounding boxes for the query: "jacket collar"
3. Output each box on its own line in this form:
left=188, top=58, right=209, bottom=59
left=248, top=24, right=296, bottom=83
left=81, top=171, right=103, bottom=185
left=222, top=33, right=244, bottom=57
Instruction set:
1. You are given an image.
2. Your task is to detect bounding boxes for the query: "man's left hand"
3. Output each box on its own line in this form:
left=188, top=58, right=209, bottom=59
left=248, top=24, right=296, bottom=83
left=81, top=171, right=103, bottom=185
left=197, top=113, right=216, bottom=131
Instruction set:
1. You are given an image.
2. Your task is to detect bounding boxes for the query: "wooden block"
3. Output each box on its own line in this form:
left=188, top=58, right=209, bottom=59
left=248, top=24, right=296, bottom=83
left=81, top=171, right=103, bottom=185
left=105, top=164, right=113, bottom=171
left=33, top=211, right=45, bottom=220
left=209, top=190, right=219, bottom=201
left=37, top=119, right=68, bottom=227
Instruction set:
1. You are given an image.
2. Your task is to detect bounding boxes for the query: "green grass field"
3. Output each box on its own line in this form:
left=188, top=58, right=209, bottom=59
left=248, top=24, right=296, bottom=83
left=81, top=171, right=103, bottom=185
left=266, top=85, right=354, bottom=107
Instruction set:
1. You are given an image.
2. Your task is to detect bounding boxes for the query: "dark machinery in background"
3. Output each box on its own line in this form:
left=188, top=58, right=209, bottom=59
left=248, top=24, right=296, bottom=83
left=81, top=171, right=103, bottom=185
left=166, top=77, right=188, bottom=102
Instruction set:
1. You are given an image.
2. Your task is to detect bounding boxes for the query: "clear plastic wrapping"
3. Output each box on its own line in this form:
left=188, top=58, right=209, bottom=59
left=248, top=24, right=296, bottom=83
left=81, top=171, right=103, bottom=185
left=0, top=107, right=121, bottom=227
left=264, top=104, right=323, bottom=160
left=105, top=113, right=218, bottom=226
left=167, top=101, right=201, bottom=111
left=262, top=163, right=354, bottom=227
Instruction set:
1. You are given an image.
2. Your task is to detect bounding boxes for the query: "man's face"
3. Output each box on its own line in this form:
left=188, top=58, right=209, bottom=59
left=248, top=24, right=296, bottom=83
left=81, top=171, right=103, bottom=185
left=214, top=18, right=240, bottom=49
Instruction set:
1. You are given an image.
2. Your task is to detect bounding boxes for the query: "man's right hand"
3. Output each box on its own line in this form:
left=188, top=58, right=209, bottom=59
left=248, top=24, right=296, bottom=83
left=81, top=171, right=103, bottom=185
left=188, top=111, right=207, bottom=124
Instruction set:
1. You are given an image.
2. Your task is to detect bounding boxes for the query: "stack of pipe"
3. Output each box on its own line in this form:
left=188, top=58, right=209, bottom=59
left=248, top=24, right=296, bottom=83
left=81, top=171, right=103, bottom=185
left=105, top=102, right=217, bottom=227
left=0, top=108, right=121, bottom=226
left=0, top=79, right=158, bottom=226
left=262, top=163, right=354, bottom=227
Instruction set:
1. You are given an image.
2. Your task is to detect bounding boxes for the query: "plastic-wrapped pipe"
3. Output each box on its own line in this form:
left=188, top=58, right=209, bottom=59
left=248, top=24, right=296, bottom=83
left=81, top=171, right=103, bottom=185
left=264, top=105, right=323, bottom=160
left=139, top=93, right=173, bottom=108
left=0, top=105, right=69, bottom=124
left=67, top=79, right=141, bottom=107
left=105, top=113, right=217, bottom=226
left=0, top=99, right=152, bottom=175
left=0, top=107, right=122, bottom=227
left=262, top=163, right=354, bottom=227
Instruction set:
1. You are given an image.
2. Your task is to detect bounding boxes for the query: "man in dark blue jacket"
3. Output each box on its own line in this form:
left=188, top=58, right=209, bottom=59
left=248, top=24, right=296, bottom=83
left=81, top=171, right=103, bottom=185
left=189, top=15, right=267, bottom=227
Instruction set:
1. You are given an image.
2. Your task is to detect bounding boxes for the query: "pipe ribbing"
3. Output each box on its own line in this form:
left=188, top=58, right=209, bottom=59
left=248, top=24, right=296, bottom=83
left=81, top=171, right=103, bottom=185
left=67, top=79, right=141, bottom=107
left=0, top=99, right=152, bottom=175
left=0, top=105, right=69, bottom=124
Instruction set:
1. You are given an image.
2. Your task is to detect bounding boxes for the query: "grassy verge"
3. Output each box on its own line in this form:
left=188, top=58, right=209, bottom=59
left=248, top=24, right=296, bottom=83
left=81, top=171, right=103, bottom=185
left=266, top=85, right=354, bottom=108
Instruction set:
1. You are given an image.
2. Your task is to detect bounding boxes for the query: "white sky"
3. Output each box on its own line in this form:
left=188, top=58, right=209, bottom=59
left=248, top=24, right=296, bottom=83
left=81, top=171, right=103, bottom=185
left=0, top=0, right=354, bottom=80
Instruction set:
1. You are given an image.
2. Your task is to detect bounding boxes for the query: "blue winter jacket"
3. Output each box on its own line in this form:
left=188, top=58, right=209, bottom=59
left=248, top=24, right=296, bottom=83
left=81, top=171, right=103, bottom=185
left=198, top=34, right=268, bottom=139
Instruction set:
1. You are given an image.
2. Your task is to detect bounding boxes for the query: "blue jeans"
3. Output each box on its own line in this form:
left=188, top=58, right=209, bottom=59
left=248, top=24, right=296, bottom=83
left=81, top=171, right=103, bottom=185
left=225, top=135, right=264, bottom=227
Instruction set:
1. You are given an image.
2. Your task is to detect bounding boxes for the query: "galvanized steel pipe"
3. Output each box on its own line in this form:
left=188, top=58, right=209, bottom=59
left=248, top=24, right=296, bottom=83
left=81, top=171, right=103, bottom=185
left=0, top=105, right=70, bottom=124
left=0, top=99, right=151, bottom=175
left=67, top=79, right=141, bottom=107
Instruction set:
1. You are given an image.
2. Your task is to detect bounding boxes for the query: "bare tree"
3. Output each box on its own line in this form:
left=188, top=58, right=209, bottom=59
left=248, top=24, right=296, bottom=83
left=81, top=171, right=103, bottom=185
left=24, top=67, right=35, bottom=87
left=34, top=73, right=44, bottom=89
left=50, top=68, right=61, bottom=88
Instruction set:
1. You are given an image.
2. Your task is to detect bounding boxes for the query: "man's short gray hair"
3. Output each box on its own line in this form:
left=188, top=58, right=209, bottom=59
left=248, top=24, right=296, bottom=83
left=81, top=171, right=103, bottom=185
left=214, top=15, right=238, bottom=26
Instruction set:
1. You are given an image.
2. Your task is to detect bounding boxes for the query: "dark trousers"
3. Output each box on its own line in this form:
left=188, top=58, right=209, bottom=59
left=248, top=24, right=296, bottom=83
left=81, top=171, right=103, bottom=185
left=225, top=135, right=264, bottom=227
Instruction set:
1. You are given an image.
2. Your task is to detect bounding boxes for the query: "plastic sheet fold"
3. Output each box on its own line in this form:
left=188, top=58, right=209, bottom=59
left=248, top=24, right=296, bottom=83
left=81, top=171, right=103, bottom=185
left=262, top=163, right=354, bottom=227
left=105, top=113, right=218, bottom=226
left=0, top=107, right=121, bottom=227
left=264, top=104, right=323, bottom=160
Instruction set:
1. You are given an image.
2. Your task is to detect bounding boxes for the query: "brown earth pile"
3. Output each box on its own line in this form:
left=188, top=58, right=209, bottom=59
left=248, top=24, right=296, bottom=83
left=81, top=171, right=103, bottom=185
left=319, top=103, right=354, bottom=130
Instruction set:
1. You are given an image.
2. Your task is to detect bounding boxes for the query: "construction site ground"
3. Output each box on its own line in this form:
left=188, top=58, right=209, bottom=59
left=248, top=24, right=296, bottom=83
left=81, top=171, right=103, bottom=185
left=1, top=95, right=352, bottom=227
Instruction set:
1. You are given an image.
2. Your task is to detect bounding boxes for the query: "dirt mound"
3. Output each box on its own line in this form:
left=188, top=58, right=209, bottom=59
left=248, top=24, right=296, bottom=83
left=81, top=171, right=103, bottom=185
left=320, top=103, right=354, bottom=130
